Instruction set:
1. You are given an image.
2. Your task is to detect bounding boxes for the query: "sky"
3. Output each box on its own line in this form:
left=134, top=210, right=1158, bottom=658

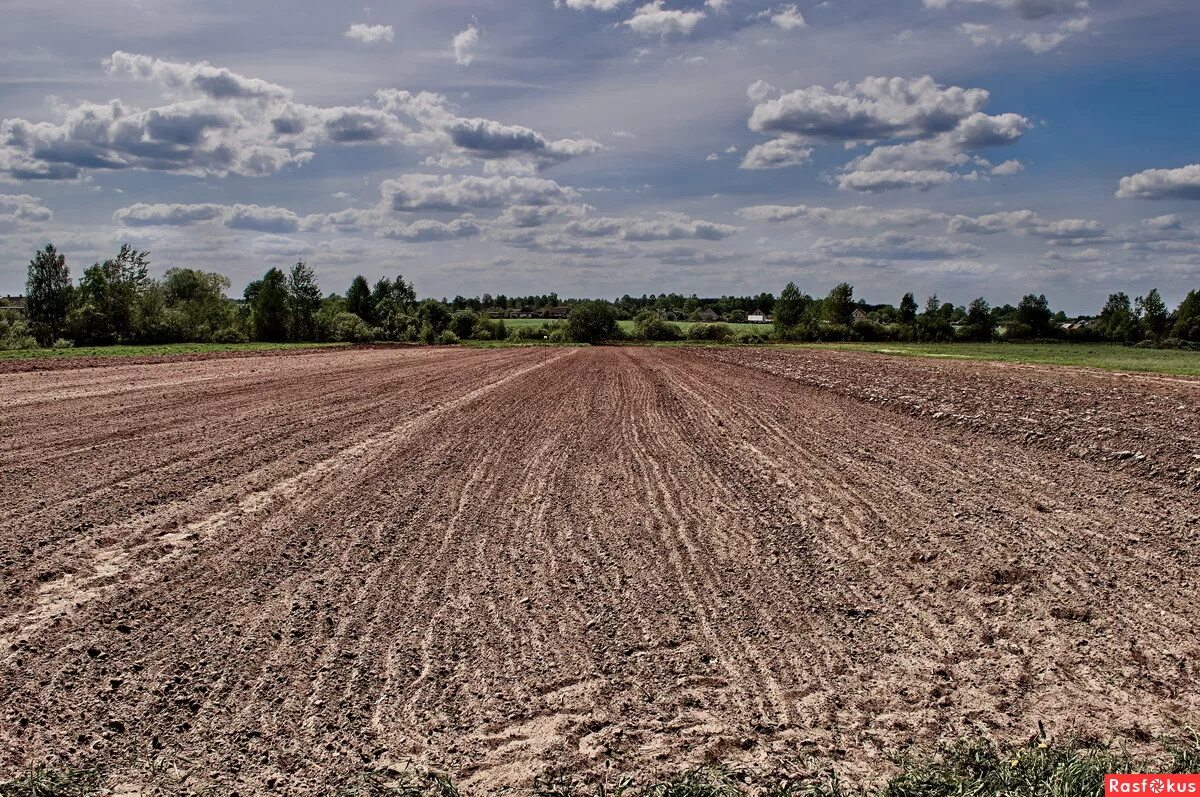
left=1, top=0, right=1198, bottom=313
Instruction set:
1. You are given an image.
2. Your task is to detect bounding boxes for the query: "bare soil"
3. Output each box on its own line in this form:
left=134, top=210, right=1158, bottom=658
left=1, top=346, right=1197, bottom=794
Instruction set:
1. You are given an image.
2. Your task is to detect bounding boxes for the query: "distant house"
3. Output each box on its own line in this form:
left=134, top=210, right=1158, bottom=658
left=0, top=295, right=26, bottom=314
left=514, top=306, right=538, bottom=318
left=696, top=308, right=720, bottom=322
left=850, top=308, right=870, bottom=324
left=543, top=305, right=571, bottom=319
left=747, top=310, right=771, bottom=324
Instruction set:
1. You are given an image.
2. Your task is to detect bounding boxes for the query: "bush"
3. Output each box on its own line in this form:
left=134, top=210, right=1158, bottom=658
left=0, top=314, right=39, bottom=350
left=686, top=323, right=734, bottom=342
left=736, top=331, right=768, bottom=344
left=472, top=317, right=509, bottom=340
left=565, top=301, right=618, bottom=344
left=212, top=327, right=249, bottom=344
left=510, top=322, right=556, bottom=341
left=448, top=310, right=479, bottom=340
left=51, top=338, right=74, bottom=349
left=636, top=315, right=682, bottom=342
left=436, top=329, right=460, bottom=345
left=330, top=312, right=375, bottom=343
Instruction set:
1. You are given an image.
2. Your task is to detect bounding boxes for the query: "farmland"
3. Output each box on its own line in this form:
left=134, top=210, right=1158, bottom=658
left=1, top=346, right=1198, bottom=794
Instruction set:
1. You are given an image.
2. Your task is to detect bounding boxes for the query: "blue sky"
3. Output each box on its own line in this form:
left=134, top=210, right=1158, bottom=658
left=1, top=0, right=1198, bottom=313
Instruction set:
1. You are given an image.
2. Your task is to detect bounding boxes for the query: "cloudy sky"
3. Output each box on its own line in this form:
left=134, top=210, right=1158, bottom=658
left=2, top=0, right=1198, bottom=311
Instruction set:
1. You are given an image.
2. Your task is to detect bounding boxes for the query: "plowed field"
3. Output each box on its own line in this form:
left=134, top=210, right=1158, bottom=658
left=2, top=346, right=1197, bottom=794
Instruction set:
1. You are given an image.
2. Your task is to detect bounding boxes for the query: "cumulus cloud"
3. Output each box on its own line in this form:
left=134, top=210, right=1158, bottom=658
left=922, top=0, right=1087, bottom=20
left=742, top=75, right=1029, bottom=191
left=381, top=173, right=580, bottom=211
left=113, top=201, right=302, bottom=232
left=565, top=212, right=742, bottom=241
left=947, top=209, right=1109, bottom=243
left=991, top=159, right=1024, bottom=175
left=1115, top=164, right=1200, bottom=200
left=741, top=138, right=812, bottom=169
left=381, top=216, right=481, bottom=242
left=555, top=0, right=630, bottom=9
left=0, top=53, right=603, bottom=182
left=0, top=193, right=53, bottom=224
left=738, top=204, right=948, bottom=227
left=812, top=231, right=982, bottom=260
left=105, top=51, right=292, bottom=101
left=623, top=2, right=706, bottom=37
left=452, top=24, right=480, bottom=66
left=768, top=5, right=806, bottom=30
left=377, top=90, right=601, bottom=172
left=345, top=24, right=395, bottom=44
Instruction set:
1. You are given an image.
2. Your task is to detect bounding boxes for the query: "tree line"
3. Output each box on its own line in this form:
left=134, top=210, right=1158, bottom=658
left=3, top=242, right=1198, bottom=350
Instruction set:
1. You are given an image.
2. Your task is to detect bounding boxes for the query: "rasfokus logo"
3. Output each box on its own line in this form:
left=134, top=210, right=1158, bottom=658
left=1107, top=775, right=1200, bottom=795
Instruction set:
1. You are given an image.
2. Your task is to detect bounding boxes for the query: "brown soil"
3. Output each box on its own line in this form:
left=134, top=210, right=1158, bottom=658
left=1, top=346, right=1197, bottom=794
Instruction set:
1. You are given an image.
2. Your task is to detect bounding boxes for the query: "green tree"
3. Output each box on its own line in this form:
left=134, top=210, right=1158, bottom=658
left=286, top=260, right=322, bottom=341
left=824, top=282, right=854, bottom=326
left=25, top=244, right=73, bottom=345
left=74, top=244, right=152, bottom=344
left=417, top=299, right=452, bottom=340
left=249, top=267, right=289, bottom=342
left=162, top=268, right=232, bottom=340
left=773, top=282, right=807, bottom=335
left=1014, top=293, right=1053, bottom=338
left=346, top=275, right=373, bottom=323
left=449, top=309, right=479, bottom=340
left=566, top=301, right=618, bottom=344
left=1136, top=288, right=1168, bottom=341
left=1095, top=292, right=1139, bottom=342
left=1170, top=290, right=1200, bottom=341
left=960, top=297, right=995, bottom=342
left=898, top=292, right=918, bottom=327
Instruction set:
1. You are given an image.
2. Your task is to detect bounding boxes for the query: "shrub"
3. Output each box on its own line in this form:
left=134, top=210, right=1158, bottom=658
left=0, top=314, right=39, bottom=350
left=511, top=322, right=556, bottom=341
left=436, top=329, right=460, bottom=345
left=448, top=310, right=479, bottom=340
left=686, top=323, right=734, bottom=342
left=51, top=338, right=74, bottom=349
left=330, top=312, right=375, bottom=343
left=636, top=316, right=682, bottom=341
left=565, top=301, right=618, bottom=344
left=736, top=331, right=768, bottom=344
left=472, top=317, right=508, bottom=340
left=212, top=327, right=249, bottom=344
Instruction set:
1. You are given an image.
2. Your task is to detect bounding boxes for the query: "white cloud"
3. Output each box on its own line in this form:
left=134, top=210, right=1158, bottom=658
left=381, top=216, right=481, bottom=242
left=452, top=24, right=480, bottom=66
left=555, top=0, right=630, bottom=9
left=922, top=0, right=1088, bottom=20
left=0, top=193, right=53, bottom=224
left=836, top=169, right=962, bottom=192
left=377, top=90, right=601, bottom=171
left=381, top=174, right=580, bottom=211
left=947, top=209, right=1109, bottom=243
left=738, top=204, right=948, bottom=228
left=813, top=231, right=982, bottom=259
left=743, top=75, right=1029, bottom=190
left=1116, top=165, right=1200, bottom=200
left=740, top=138, right=812, bottom=169
left=565, top=212, right=742, bottom=241
left=623, top=2, right=706, bottom=37
left=344, top=24, right=395, bottom=44
left=991, top=159, right=1024, bottom=175
left=1019, top=31, right=1067, bottom=53
left=769, top=5, right=806, bottom=30
left=105, top=51, right=292, bottom=101
left=113, top=202, right=301, bottom=232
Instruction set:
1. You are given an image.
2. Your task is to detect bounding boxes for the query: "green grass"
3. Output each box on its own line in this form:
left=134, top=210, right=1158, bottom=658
left=0, top=341, right=348, bottom=361
left=6, top=734, right=1198, bottom=797
left=801, top=342, right=1200, bottom=377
